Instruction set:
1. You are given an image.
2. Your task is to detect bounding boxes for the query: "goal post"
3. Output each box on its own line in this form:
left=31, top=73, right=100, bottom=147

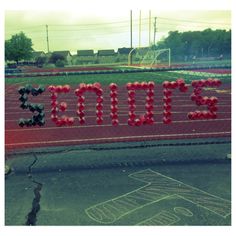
left=128, top=47, right=171, bottom=68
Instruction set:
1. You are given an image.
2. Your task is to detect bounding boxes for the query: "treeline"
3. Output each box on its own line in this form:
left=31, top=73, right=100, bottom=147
left=156, top=28, right=231, bottom=61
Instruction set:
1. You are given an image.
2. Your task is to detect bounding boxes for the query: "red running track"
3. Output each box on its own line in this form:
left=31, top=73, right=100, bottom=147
left=5, top=83, right=231, bottom=151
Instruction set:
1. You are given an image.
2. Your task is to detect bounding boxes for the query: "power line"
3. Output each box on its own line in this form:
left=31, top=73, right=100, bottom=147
left=47, top=16, right=230, bottom=27
left=5, top=23, right=229, bottom=38
left=5, top=14, right=231, bottom=52
left=5, top=14, right=230, bottom=32
left=157, top=16, right=231, bottom=26
left=6, top=25, right=45, bottom=31
left=5, top=13, right=230, bottom=36
left=5, top=22, right=150, bottom=35
left=48, top=18, right=150, bottom=27
left=6, top=20, right=230, bottom=36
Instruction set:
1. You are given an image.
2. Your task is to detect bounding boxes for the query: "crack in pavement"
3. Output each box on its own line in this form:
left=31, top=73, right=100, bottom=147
left=25, top=153, right=43, bottom=226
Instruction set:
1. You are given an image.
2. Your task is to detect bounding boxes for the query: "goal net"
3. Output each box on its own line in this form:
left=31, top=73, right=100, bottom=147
left=128, top=47, right=171, bottom=68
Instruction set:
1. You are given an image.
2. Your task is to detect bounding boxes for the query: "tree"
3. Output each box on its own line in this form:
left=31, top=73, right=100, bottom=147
left=55, top=59, right=65, bottom=68
left=5, top=32, right=33, bottom=64
left=155, top=28, right=231, bottom=62
left=164, top=31, right=185, bottom=61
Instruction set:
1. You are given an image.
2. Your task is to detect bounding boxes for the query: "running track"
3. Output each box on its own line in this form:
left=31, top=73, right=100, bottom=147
left=5, top=83, right=231, bottom=151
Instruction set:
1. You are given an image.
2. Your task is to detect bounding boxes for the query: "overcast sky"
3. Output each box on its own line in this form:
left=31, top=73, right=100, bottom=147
left=4, top=5, right=231, bottom=54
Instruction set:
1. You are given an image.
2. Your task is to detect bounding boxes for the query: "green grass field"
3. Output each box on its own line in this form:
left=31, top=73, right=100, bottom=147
left=5, top=70, right=231, bottom=86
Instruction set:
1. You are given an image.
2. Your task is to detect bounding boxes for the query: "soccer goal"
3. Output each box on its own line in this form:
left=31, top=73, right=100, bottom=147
left=128, top=47, right=171, bottom=68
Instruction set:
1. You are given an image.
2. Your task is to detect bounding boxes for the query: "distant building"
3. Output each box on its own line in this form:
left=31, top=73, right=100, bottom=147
left=76, top=50, right=95, bottom=64
left=9, top=51, right=46, bottom=66
left=117, top=47, right=133, bottom=54
left=45, top=52, right=52, bottom=58
left=77, top=50, right=94, bottom=56
left=97, top=49, right=117, bottom=64
left=51, top=50, right=72, bottom=65
left=32, top=51, right=46, bottom=61
left=117, top=47, right=133, bottom=62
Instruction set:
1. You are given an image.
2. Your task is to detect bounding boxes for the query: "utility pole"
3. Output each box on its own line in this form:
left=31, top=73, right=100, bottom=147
left=153, top=17, right=157, bottom=45
left=46, top=25, right=50, bottom=53
left=139, top=10, right=141, bottom=48
left=130, top=10, right=133, bottom=65
left=149, top=10, right=151, bottom=47
left=130, top=10, right=133, bottom=49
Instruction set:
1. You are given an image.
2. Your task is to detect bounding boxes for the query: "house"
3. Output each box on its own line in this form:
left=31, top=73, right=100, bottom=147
left=45, top=52, right=52, bottom=58
left=30, top=51, right=47, bottom=66
left=10, top=51, right=46, bottom=66
left=117, top=47, right=133, bottom=54
left=97, top=49, right=117, bottom=64
left=32, top=51, right=46, bottom=61
left=76, top=50, right=95, bottom=64
left=50, top=50, right=73, bottom=65
left=117, top=47, right=133, bottom=62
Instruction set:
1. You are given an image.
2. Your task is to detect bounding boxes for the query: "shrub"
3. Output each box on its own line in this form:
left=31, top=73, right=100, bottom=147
left=36, top=56, right=47, bottom=67
left=55, top=59, right=65, bottom=68
left=43, top=63, right=55, bottom=68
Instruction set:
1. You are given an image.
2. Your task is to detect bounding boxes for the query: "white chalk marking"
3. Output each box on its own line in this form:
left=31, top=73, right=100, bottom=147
left=85, top=169, right=230, bottom=224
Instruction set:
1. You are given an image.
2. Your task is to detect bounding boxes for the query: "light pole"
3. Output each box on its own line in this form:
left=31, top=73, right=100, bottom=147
left=153, top=17, right=157, bottom=45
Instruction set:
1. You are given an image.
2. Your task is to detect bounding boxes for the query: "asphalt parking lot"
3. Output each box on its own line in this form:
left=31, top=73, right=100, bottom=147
left=5, top=137, right=231, bottom=225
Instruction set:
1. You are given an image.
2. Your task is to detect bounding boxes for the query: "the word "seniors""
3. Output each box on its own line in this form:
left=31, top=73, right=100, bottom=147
left=18, top=78, right=221, bottom=127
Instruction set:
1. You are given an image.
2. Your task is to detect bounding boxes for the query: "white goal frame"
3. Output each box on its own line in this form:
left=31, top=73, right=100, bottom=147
left=128, top=47, right=171, bottom=68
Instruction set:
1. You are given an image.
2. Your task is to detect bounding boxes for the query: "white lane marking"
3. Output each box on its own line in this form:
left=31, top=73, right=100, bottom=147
left=5, top=118, right=231, bottom=132
left=5, top=131, right=231, bottom=147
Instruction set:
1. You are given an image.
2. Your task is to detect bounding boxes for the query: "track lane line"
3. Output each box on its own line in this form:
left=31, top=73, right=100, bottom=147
left=5, top=131, right=231, bottom=147
left=5, top=118, right=231, bottom=132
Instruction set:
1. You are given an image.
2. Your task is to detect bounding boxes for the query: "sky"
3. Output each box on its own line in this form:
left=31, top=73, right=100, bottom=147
left=5, top=10, right=231, bottom=54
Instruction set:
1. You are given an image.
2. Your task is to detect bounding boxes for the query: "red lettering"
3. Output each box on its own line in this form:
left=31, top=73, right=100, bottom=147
left=109, top=83, right=119, bottom=125
left=126, top=81, right=155, bottom=126
left=48, top=85, right=74, bottom=126
left=188, top=78, right=221, bottom=120
left=19, top=78, right=222, bottom=128
left=75, top=83, right=103, bottom=125
left=162, top=79, right=188, bottom=124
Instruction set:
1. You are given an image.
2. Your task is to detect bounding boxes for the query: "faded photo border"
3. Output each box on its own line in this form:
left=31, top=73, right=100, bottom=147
left=1, top=0, right=234, bottom=235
